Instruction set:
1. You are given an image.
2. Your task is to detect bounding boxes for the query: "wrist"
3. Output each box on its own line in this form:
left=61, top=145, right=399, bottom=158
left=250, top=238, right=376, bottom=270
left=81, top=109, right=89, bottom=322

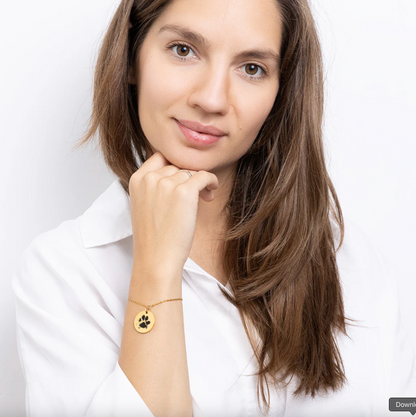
left=129, top=263, right=183, bottom=299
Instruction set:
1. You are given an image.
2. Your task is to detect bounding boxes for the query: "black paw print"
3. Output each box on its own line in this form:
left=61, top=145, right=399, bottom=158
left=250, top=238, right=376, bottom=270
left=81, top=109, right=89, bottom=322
left=139, top=314, right=151, bottom=329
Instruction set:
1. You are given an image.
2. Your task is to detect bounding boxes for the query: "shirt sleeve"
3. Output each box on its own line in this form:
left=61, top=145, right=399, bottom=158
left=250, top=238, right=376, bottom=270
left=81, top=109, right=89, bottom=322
left=12, top=234, right=155, bottom=417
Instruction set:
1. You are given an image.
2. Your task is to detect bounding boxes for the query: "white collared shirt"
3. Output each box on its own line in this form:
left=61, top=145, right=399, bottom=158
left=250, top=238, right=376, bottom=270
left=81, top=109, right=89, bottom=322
left=12, top=179, right=415, bottom=417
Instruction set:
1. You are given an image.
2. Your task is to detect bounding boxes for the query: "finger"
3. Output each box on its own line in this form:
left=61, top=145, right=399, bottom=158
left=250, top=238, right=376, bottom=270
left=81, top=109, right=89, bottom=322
left=134, top=152, right=170, bottom=180
left=167, top=170, right=216, bottom=202
left=155, top=166, right=198, bottom=179
left=173, top=169, right=198, bottom=181
left=199, top=188, right=215, bottom=202
left=175, top=170, right=219, bottom=195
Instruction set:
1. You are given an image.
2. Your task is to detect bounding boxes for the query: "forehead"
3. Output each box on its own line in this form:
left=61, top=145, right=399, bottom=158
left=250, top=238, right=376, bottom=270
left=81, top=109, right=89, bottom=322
left=153, top=0, right=282, bottom=49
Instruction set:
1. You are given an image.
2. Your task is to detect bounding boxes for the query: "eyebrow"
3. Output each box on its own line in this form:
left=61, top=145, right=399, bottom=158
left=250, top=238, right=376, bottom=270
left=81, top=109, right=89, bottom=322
left=158, top=24, right=280, bottom=68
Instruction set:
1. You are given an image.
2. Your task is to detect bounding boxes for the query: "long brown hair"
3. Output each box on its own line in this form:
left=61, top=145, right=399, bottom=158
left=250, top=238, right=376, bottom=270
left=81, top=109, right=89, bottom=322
left=73, top=0, right=358, bottom=414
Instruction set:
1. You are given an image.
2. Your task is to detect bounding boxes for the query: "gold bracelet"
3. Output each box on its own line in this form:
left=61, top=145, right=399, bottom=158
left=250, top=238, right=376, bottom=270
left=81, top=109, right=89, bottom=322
left=128, top=297, right=183, bottom=334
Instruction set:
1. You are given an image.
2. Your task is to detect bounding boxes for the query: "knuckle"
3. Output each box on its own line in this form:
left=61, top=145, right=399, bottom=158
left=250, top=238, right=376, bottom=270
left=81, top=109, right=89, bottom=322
left=159, top=177, right=174, bottom=191
left=143, top=171, right=158, bottom=184
left=175, top=184, right=191, bottom=199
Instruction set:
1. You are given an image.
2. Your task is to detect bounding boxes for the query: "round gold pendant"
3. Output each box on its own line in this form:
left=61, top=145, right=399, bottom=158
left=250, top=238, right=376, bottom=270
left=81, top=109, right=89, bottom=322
left=134, top=310, right=155, bottom=333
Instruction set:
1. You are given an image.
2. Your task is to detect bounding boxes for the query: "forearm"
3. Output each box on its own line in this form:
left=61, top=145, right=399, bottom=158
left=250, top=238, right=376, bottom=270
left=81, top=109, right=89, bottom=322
left=118, top=264, right=193, bottom=417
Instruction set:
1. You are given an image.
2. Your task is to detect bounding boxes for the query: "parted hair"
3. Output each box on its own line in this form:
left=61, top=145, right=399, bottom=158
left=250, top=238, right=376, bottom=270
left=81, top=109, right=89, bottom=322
left=73, top=0, right=357, bottom=414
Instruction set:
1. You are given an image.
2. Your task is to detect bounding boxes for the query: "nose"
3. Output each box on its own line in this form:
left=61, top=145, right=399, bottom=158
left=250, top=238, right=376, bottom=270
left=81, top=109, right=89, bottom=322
left=187, top=62, right=230, bottom=116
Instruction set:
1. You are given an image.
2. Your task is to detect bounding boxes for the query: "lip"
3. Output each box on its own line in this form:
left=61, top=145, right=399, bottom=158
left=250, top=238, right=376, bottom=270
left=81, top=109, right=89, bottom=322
left=176, top=119, right=226, bottom=136
left=174, top=119, right=226, bottom=146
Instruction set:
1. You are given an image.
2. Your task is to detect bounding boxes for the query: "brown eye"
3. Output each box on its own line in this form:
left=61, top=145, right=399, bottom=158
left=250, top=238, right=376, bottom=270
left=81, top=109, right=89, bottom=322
left=177, top=45, right=190, bottom=57
left=168, top=42, right=197, bottom=61
left=245, top=64, right=260, bottom=76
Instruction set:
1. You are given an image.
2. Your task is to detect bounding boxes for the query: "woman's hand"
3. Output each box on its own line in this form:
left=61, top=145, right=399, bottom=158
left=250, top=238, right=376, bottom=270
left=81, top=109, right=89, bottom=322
left=128, top=151, right=219, bottom=280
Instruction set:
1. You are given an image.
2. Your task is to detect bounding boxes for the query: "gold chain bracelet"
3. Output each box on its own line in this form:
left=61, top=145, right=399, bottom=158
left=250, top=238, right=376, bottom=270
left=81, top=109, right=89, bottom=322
left=128, top=297, right=183, bottom=334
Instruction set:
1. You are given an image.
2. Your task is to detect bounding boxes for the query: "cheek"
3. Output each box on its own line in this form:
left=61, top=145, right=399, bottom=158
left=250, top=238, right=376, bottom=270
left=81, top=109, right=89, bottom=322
left=230, top=88, right=277, bottom=157
left=138, top=55, right=187, bottom=114
left=137, top=55, right=181, bottom=144
left=138, top=60, right=168, bottom=113
left=240, top=92, right=276, bottom=139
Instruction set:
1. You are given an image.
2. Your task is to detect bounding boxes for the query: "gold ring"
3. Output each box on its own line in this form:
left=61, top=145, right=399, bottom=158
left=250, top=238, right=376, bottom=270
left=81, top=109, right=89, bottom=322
left=177, top=169, right=193, bottom=179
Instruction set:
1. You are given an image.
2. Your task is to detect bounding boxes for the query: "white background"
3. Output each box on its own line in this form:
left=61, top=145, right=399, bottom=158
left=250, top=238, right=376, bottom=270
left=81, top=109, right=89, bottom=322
left=1, top=0, right=415, bottom=415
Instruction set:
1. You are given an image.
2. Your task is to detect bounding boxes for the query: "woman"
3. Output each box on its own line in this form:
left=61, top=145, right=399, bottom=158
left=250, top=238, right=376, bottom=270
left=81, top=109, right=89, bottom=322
left=12, top=0, right=413, bottom=416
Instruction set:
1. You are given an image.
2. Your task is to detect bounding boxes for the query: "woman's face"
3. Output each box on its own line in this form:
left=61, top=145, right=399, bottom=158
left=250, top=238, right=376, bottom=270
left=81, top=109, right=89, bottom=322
left=130, top=0, right=282, bottom=177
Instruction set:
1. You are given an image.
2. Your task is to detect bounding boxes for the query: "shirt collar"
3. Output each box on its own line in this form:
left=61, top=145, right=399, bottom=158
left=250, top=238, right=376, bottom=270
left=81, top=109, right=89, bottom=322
left=80, top=179, right=132, bottom=249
